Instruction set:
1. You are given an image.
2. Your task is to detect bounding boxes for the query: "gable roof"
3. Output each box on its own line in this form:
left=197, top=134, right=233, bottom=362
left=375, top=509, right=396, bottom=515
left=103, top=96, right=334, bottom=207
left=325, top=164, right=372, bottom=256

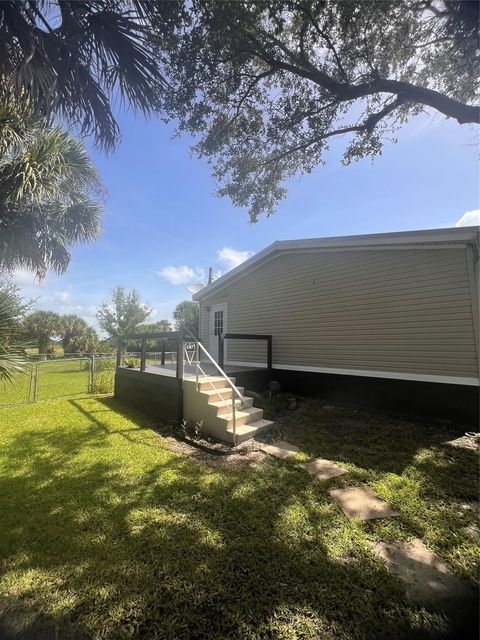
left=193, top=226, right=480, bottom=301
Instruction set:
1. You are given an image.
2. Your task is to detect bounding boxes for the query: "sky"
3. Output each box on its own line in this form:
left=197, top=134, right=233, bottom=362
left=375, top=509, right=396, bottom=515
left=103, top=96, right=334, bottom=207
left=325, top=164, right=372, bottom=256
left=13, top=108, right=479, bottom=333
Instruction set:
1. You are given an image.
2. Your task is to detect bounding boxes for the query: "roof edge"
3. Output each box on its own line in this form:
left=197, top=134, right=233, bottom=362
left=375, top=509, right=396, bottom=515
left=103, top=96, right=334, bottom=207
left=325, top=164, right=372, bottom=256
left=193, top=225, right=480, bottom=300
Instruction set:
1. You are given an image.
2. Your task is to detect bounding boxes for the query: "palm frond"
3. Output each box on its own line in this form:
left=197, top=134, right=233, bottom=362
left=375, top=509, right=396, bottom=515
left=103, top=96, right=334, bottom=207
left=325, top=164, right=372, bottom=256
left=0, top=0, right=181, bottom=149
left=0, top=109, right=103, bottom=278
left=0, top=282, right=30, bottom=383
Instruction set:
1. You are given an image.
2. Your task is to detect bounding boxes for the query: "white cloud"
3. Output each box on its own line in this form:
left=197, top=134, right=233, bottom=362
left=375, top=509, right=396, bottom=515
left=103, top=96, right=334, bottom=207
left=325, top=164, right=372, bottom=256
left=54, top=290, right=71, bottom=302
left=155, top=265, right=205, bottom=285
left=12, top=269, right=44, bottom=288
left=217, top=247, right=253, bottom=271
left=455, top=209, right=480, bottom=227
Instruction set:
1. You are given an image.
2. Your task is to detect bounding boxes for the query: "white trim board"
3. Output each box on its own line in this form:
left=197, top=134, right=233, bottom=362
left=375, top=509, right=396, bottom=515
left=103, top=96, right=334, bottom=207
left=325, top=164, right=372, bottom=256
left=224, top=361, right=480, bottom=387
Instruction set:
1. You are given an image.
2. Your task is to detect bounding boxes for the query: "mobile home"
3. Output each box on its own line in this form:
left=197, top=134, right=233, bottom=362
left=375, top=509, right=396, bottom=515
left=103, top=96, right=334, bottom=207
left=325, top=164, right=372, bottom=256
left=194, top=227, right=479, bottom=425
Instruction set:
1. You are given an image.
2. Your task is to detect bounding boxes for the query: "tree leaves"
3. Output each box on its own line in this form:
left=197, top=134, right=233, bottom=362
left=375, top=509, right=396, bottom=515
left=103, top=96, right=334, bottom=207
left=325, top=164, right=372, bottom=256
left=173, top=301, right=199, bottom=339
left=0, top=282, right=30, bottom=382
left=96, top=287, right=153, bottom=340
left=0, top=106, right=103, bottom=277
left=0, top=0, right=183, bottom=150
left=157, top=0, right=479, bottom=221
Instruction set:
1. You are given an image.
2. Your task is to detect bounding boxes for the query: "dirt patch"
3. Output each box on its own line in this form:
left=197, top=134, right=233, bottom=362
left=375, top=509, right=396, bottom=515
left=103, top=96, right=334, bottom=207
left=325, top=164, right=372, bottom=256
left=156, top=431, right=268, bottom=469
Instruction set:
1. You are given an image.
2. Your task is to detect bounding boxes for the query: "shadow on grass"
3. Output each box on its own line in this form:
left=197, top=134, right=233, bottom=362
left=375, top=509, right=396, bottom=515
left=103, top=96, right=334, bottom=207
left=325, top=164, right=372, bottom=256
left=0, top=397, right=477, bottom=639
left=275, top=401, right=478, bottom=482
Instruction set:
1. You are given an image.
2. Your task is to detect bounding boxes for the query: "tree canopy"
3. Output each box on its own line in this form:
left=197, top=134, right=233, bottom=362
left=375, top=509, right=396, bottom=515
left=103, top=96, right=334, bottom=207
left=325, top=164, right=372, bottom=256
left=59, top=315, right=98, bottom=354
left=158, top=0, right=479, bottom=220
left=0, top=105, right=103, bottom=277
left=0, top=0, right=182, bottom=150
left=96, top=287, right=152, bottom=341
left=138, top=320, right=173, bottom=335
left=22, top=310, right=61, bottom=354
left=173, top=301, right=199, bottom=339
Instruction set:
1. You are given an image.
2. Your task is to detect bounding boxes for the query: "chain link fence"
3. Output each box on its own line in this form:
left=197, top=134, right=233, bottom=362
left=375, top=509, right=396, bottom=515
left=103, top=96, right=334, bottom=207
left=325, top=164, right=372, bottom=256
left=0, top=355, right=117, bottom=407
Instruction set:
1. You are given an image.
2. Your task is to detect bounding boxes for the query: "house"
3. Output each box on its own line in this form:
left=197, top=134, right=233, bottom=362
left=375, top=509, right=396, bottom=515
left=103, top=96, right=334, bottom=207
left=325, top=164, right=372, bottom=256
left=194, top=226, right=480, bottom=425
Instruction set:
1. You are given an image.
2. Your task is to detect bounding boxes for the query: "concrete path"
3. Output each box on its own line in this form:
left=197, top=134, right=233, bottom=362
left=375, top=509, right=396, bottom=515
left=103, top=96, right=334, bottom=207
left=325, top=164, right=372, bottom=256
left=258, top=440, right=299, bottom=459
left=368, top=538, right=475, bottom=605
left=330, top=486, right=398, bottom=520
left=262, top=440, right=474, bottom=616
left=300, top=458, right=347, bottom=481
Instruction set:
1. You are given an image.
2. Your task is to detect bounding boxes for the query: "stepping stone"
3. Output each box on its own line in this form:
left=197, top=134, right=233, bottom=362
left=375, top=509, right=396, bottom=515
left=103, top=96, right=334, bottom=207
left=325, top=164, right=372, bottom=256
left=330, top=487, right=398, bottom=520
left=300, top=458, right=347, bottom=481
left=368, top=538, right=475, bottom=605
left=259, top=440, right=299, bottom=459
left=445, top=432, right=480, bottom=451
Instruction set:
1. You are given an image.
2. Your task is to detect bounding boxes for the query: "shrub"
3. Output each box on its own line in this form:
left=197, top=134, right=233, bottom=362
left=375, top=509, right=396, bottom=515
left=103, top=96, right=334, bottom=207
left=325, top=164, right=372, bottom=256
left=95, top=357, right=116, bottom=372
left=177, top=419, right=203, bottom=441
left=123, top=357, right=140, bottom=368
left=91, top=372, right=114, bottom=394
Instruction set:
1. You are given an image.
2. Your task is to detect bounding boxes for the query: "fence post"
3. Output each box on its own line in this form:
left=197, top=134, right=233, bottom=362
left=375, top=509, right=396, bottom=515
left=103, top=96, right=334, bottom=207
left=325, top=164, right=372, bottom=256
left=176, top=338, right=184, bottom=380
left=27, top=363, right=34, bottom=403
left=176, top=337, right=184, bottom=425
left=116, top=340, right=122, bottom=367
left=89, top=354, right=95, bottom=392
left=140, top=338, right=147, bottom=372
left=161, top=340, right=166, bottom=366
left=33, top=363, right=39, bottom=402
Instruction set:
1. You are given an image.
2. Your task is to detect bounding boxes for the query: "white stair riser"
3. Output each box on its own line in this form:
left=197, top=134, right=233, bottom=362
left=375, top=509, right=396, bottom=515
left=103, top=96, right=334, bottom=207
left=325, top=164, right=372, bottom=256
left=217, top=408, right=264, bottom=429
left=197, top=378, right=236, bottom=391
left=201, top=387, right=244, bottom=403
left=213, top=397, right=254, bottom=415
left=228, top=420, right=274, bottom=444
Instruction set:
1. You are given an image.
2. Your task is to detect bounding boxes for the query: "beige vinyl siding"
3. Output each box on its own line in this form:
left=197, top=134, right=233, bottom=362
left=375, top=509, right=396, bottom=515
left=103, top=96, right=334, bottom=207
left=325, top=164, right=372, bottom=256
left=200, top=303, right=210, bottom=348
left=199, top=247, right=479, bottom=379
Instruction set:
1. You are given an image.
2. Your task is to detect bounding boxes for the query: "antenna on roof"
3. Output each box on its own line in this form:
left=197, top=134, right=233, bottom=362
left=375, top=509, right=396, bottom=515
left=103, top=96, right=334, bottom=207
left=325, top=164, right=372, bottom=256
left=208, top=267, right=220, bottom=283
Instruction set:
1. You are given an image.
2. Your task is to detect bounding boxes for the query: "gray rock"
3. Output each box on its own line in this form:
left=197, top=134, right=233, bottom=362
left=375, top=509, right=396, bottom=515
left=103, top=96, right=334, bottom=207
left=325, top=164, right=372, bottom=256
left=245, top=390, right=264, bottom=408
left=287, top=398, right=298, bottom=410
left=268, top=380, right=281, bottom=395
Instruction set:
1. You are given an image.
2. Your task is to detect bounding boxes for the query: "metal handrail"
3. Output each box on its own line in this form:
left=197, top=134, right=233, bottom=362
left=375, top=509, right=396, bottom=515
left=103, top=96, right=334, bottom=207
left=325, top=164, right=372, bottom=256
left=195, top=342, right=245, bottom=405
left=184, top=341, right=244, bottom=446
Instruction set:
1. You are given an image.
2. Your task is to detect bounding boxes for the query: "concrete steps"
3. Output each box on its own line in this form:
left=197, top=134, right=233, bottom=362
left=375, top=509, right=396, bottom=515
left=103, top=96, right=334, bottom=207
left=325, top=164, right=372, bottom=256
left=209, top=396, right=254, bottom=415
left=200, top=386, right=244, bottom=403
left=227, top=418, right=273, bottom=444
left=183, top=375, right=273, bottom=445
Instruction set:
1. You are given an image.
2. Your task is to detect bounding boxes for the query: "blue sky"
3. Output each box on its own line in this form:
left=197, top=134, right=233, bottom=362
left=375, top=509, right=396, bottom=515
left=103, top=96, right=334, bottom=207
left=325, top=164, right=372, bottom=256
left=14, top=109, right=479, bottom=333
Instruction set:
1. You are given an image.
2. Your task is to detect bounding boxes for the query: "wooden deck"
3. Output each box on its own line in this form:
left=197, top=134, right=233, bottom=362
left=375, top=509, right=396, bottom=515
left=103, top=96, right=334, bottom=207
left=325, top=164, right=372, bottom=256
left=140, top=362, right=264, bottom=379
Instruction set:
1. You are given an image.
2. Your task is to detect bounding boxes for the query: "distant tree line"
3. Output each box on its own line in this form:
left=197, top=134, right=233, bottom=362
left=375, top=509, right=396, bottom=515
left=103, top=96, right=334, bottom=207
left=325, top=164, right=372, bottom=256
left=22, top=310, right=99, bottom=355
left=19, top=286, right=200, bottom=356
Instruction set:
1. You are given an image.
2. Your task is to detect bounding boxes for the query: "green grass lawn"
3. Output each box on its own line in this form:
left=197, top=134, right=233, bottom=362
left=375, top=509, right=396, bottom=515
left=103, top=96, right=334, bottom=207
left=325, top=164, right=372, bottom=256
left=0, top=396, right=478, bottom=639
left=0, top=359, right=116, bottom=405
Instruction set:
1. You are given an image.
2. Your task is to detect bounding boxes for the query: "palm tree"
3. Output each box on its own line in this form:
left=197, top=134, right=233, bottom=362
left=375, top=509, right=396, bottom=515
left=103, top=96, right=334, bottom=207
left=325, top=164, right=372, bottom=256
left=0, top=106, right=102, bottom=277
left=59, top=315, right=98, bottom=354
left=0, top=281, right=29, bottom=382
left=22, top=310, right=61, bottom=355
left=0, top=1, right=181, bottom=150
